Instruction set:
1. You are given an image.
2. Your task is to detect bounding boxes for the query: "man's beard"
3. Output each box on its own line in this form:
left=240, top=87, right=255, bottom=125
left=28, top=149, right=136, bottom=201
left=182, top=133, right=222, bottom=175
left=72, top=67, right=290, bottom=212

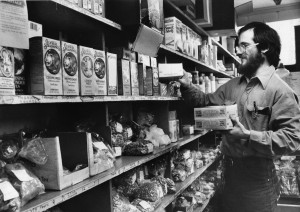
left=238, top=52, right=265, bottom=78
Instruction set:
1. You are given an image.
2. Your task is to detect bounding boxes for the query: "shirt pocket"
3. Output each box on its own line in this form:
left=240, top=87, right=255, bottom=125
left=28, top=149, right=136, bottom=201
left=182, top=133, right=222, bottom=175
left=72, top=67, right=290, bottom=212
left=246, top=104, right=271, bottom=131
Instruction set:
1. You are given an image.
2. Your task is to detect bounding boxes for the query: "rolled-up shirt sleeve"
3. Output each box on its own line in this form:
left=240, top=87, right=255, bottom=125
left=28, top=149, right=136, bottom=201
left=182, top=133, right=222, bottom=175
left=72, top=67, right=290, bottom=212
left=249, top=91, right=300, bottom=157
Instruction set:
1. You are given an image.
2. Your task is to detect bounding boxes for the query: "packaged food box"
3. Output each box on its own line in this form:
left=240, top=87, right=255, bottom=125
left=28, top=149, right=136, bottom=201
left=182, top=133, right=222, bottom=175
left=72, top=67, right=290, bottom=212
left=0, top=46, right=15, bottom=95
left=194, top=104, right=237, bottom=119
left=195, top=117, right=233, bottom=130
left=29, top=37, right=63, bottom=95
left=13, top=48, right=27, bottom=94
left=160, top=82, right=168, bottom=96
left=150, top=57, right=157, bottom=67
left=182, top=125, right=194, bottom=135
left=106, top=52, right=118, bottom=95
left=169, top=119, right=178, bottom=142
left=181, top=24, right=187, bottom=54
left=137, top=53, right=150, bottom=67
left=61, top=41, right=79, bottom=95
left=158, top=63, right=183, bottom=79
left=137, top=63, right=147, bottom=95
left=94, top=49, right=107, bottom=95
left=164, top=17, right=182, bottom=51
left=91, top=0, right=104, bottom=16
left=117, top=59, right=131, bottom=95
left=152, top=67, right=159, bottom=96
left=130, top=61, right=139, bottom=96
left=145, top=66, right=153, bottom=96
left=78, top=45, right=95, bottom=95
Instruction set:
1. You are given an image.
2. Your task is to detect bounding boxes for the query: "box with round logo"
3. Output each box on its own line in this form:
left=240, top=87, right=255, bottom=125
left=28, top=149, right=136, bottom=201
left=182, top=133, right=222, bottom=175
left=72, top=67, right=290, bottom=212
left=29, top=37, right=63, bottom=95
left=94, top=49, right=107, bottom=95
left=61, top=41, right=79, bottom=95
left=0, top=46, right=15, bottom=95
left=78, top=45, right=95, bottom=96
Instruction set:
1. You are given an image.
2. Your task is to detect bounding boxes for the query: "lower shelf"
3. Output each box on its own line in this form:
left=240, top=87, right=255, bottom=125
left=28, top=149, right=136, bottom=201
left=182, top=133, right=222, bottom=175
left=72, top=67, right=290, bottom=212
left=154, top=156, right=220, bottom=212
left=21, top=133, right=206, bottom=212
left=194, top=191, right=216, bottom=212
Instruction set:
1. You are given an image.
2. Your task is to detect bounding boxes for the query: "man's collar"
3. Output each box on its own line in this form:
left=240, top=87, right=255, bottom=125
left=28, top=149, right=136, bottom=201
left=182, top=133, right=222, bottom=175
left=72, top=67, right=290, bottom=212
left=239, top=65, right=276, bottom=89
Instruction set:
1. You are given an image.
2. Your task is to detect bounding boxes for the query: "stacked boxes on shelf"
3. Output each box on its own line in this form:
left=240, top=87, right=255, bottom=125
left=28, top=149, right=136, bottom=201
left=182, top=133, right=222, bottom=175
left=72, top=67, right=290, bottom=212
left=194, top=105, right=238, bottom=130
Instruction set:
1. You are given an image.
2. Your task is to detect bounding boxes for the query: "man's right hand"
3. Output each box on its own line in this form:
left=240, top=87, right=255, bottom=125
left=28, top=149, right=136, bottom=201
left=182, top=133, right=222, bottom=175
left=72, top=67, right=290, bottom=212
left=178, top=70, right=192, bottom=88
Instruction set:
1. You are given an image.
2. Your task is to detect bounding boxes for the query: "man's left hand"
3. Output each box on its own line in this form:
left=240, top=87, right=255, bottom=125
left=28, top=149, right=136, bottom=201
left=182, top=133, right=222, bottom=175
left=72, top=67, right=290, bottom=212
left=228, top=116, right=250, bottom=140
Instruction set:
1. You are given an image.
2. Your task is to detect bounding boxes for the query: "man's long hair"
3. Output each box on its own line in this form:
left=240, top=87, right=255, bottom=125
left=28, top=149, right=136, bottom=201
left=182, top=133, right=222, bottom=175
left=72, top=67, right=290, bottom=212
left=238, top=22, right=281, bottom=67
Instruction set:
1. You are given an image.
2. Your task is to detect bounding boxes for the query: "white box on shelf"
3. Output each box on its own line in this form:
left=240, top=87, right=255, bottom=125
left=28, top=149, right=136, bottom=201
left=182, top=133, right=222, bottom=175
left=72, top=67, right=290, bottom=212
left=158, top=63, right=183, bottom=79
left=106, top=52, right=118, bottom=95
left=31, top=132, right=90, bottom=190
left=195, top=117, right=233, bottom=130
left=194, top=104, right=237, bottom=119
left=164, top=17, right=182, bottom=51
left=28, top=21, right=43, bottom=39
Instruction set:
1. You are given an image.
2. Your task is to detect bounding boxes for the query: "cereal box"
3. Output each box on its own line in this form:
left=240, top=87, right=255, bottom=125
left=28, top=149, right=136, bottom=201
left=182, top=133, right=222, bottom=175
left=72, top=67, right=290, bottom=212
left=13, top=48, right=27, bottom=94
left=61, top=41, right=79, bottom=95
left=164, top=17, right=182, bottom=51
left=78, top=45, right=95, bottom=96
left=0, top=47, right=15, bottom=95
left=130, top=61, right=139, bottom=96
left=106, top=52, right=118, bottom=95
left=29, top=37, right=63, bottom=95
left=117, top=59, right=131, bottom=95
left=94, top=49, right=107, bottom=95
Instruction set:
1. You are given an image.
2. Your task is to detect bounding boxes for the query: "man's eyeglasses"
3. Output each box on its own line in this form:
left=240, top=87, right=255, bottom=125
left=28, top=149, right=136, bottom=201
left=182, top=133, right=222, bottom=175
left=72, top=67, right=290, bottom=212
left=236, top=43, right=259, bottom=53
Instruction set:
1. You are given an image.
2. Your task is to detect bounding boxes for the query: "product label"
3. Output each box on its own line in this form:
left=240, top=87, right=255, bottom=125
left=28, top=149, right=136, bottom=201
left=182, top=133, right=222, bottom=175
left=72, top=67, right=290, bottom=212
left=11, top=169, right=33, bottom=182
left=93, top=141, right=108, bottom=150
left=139, top=200, right=151, bottom=209
left=0, top=181, right=19, bottom=201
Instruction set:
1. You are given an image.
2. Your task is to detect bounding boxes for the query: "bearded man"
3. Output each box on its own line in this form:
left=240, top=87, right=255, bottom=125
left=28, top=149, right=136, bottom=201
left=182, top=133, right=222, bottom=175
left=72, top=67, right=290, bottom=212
left=178, top=22, right=300, bottom=212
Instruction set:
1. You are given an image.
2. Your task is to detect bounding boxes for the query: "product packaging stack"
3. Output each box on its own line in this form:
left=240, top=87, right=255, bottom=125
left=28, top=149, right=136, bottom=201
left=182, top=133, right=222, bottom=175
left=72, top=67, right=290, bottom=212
left=194, top=104, right=238, bottom=130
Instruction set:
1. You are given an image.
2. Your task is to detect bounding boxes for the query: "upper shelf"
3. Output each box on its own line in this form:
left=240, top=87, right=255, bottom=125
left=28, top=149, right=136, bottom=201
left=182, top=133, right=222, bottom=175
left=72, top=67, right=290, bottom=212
left=159, top=45, right=233, bottom=78
left=211, top=39, right=241, bottom=64
left=0, top=95, right=181, bottom=105
left=21, top=133, right=205, bottom=212
left=27, top=0, right=122, bottom=32
left=164, top=0, right=240, bottom=64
